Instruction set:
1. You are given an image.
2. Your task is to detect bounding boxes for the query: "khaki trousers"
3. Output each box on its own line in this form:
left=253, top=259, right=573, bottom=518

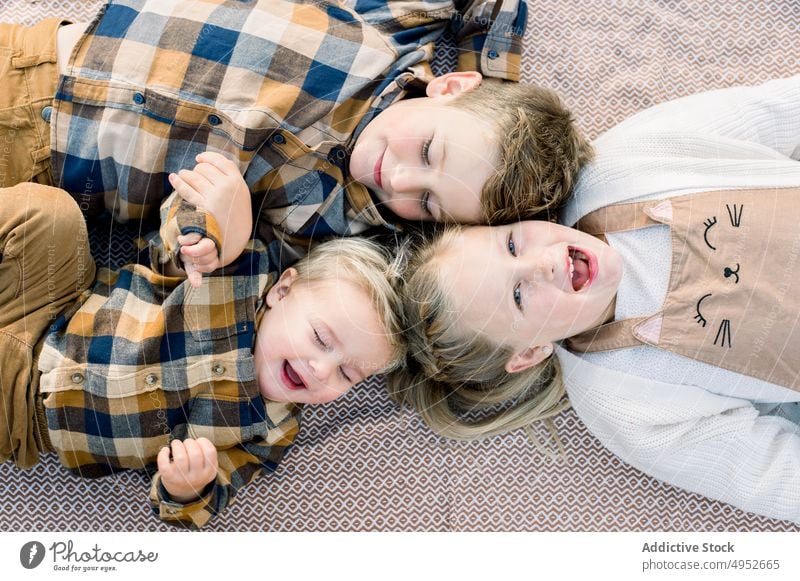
left=0, top=18, right=67, bottom=188
left=0, top=183, right=95, bottom=468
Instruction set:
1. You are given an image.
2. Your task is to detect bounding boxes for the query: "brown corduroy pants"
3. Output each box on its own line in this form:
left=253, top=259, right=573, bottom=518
left=0, top=183, right=95, bottom=468
left=0, top=18, right=67, bottom=189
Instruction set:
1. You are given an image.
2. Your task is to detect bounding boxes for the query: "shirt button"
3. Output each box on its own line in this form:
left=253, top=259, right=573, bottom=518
left=133, top=92, right=145, bottom=105
left=208, top=114, right=222, bottom=126
left=145, top=373, right=158, bottom=385
left=71, top=372, right=84, bottom=384
left=41, top=106, right=53, bottom=123
left=212, top=364, right=225, bottom=375
left=272, top=133, right=286, bottom=145
left=487, top=49, right=499, bottom=60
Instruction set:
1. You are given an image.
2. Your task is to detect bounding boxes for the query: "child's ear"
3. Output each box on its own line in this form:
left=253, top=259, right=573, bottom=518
left=426, top=71, right=483, bottom=98
left=266, top=268, right=298, bottom=308
left=504, top=344, right=554, bottom=374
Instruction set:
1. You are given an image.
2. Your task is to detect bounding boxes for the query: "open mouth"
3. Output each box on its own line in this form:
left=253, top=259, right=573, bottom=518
left=373, top=150, right=384, bottom=189
left=281, top=361, right=307, bottom=391
left=568, top=247, right=595, bottom=291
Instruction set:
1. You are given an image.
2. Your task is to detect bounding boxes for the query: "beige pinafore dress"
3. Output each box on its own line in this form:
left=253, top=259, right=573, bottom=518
left=566, top=187, right=800, bottom=391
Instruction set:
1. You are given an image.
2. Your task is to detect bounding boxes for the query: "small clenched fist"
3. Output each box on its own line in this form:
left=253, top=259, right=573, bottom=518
left=157, top=437, right=219, bottom=503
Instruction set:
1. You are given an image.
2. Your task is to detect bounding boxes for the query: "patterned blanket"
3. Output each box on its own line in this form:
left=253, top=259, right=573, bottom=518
left=1, top=0, right=798, bottom=531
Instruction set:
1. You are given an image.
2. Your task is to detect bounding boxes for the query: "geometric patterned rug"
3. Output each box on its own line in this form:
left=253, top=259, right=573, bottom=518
left=1, top=0, right=798, bottom=531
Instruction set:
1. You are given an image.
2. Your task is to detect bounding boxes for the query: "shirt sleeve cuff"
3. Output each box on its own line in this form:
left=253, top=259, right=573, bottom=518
left=149, top=473, right=217, bottom=529
left=457, top=34, right=522, bottom=82
left=454, top=0, right=526, bottom=82
left=150, top=191, right=224, bottom=273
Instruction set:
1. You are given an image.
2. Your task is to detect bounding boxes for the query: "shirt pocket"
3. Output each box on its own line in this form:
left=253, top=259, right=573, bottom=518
left=182, top=276, right=257, bottom=342
left=54, top=78, right=278, bottom=217
left=0, top=42, right=57, bottom=185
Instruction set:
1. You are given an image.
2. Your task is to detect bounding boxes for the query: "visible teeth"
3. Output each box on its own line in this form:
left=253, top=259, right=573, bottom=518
left=569, top=256, right=574, bottom=276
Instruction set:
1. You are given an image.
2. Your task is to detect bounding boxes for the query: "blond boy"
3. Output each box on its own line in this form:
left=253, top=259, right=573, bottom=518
left=3, top=1, right=589, bottom=259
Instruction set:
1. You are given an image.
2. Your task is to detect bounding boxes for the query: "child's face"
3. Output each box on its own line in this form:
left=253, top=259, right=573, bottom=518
left=436, top=221, right=623, bottom=371
left=254, top=270, right=394, bottom=405
left=349, top=72, right=497, bottom=224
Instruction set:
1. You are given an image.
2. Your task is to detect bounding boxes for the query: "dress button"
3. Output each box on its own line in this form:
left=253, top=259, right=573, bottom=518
left=41, top=106, right=53, bottom=123
left=272, top=133, right=286, bottom=145
left=133, top=92, right=145, bottom=105
left=208, top=114, right=222, bottom=126
left=212, top=364, right=225, bottom=375
left=145, top=373, right=158, bottom=385
left=487, top=49, right=499, bottom=60
left=71, top=372, right=84, bottom=384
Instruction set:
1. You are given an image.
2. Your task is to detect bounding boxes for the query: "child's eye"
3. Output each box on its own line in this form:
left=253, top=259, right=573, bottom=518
left=338, top=367, right=352, bottom=384
left=313, top=329, right=329, bottom=350
left=507, top=233, right=517, bottom=256
left=513, top=283, right=523, bottom=311
left=421, top=138, right=432, bottom=165
left=421, top=191, right=432, bottom=217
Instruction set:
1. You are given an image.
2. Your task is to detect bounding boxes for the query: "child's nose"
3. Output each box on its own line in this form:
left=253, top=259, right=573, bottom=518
left=523, top=253, right=555, bottom=283
left=388, top=165, right=420, bottom=194
left=309, top=356, right=336, bottom=383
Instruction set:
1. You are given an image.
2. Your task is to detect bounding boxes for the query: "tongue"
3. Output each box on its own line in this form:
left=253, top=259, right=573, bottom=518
left=571, top=257, right=590, bottom=290
left=284, top=362, right=304, bottom=387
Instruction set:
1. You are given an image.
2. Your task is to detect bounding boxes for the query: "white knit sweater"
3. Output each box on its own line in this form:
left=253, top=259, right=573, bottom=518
left=560, top=75, right=800, bottom=524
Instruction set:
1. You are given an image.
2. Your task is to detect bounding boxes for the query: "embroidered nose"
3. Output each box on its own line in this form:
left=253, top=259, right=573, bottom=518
left=723, top=263, right=740, bottom=284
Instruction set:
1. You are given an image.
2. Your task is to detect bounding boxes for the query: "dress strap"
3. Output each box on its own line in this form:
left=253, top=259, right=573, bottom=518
left=565, top=317, right=649, bottom=353
left=575, top=199, right=665, bottom=235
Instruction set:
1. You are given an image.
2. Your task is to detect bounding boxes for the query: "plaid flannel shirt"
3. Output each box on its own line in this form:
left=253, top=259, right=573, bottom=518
left=36, top=193, right=300, bottom=529
left=51, top=0, right=526, bottom=258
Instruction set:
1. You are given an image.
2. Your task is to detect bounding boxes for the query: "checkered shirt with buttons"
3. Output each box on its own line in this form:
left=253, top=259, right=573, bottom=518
left=50, top=0, right=527, bottom=260
left=36, top=193, right=300, bottom=530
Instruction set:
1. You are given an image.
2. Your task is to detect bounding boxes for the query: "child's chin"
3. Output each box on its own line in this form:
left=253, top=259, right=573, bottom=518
left=257, top=376, right=289, bottom=402
left=264, top=390, right=295, bottom=404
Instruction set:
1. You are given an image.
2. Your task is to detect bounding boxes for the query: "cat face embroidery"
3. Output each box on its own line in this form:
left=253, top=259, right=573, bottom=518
left=694, top=203, right=744, bottom=348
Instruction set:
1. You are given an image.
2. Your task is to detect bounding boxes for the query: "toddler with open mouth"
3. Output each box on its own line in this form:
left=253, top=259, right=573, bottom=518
left=1, top=152, right=406, bottom=529
left=388, top=220, right=622, bottom=440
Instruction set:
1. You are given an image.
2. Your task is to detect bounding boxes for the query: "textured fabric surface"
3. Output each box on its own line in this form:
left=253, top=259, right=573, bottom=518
left=2, top=0, right=799, bottom=532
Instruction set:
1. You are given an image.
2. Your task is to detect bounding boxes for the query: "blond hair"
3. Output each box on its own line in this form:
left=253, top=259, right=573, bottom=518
left=293, top=237, right=407, bottom=373
left=449, top=82, right=593, bottom=224
left=387, top=227, right=569, bottom=440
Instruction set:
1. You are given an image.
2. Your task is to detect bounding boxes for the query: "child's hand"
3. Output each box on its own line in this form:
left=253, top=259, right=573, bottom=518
left=168, top=151, right=253, bottom=268
left=157, top=437, right=219, bottom=504
left=177, top=232, right=220, bottom=288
